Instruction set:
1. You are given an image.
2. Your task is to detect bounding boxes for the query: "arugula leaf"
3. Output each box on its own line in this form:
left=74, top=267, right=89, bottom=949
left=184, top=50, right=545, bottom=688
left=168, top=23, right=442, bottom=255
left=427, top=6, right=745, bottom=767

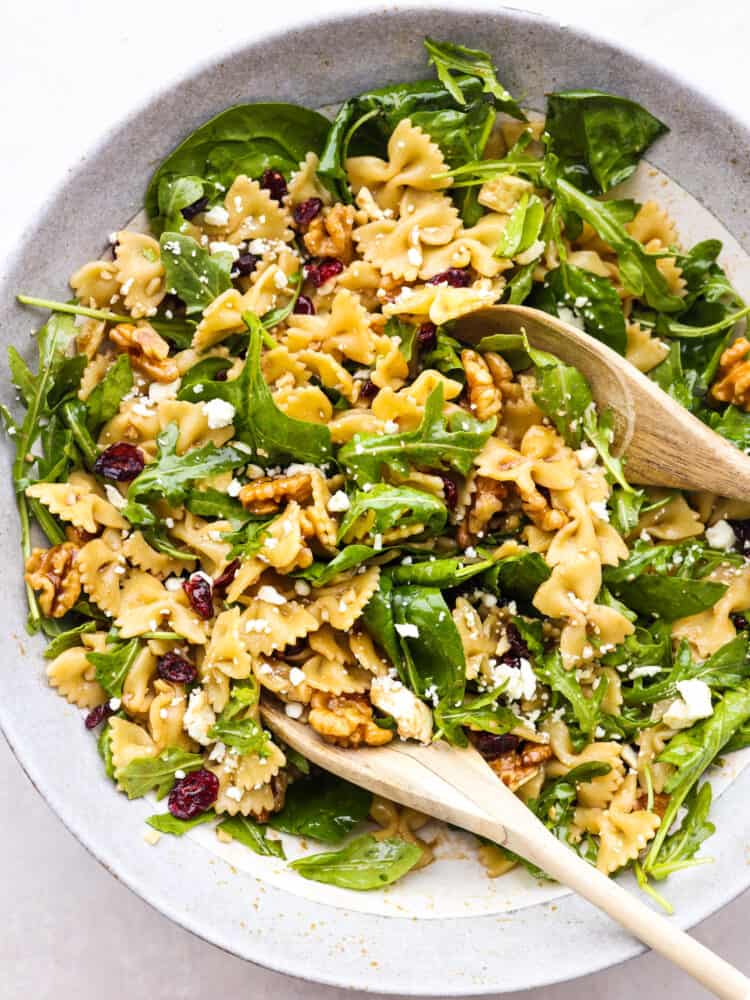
left=707, top=405, right=750, bottom=451
left=338, top=484, right=447, bottom=543
left=117, top=748, right=205, bottom=799
left=84, top=354, right=133, bottom=432
left=339, top=384, right=494, bottom=486
left=624, top=635, right=750, bottom=705
left=294, top=545, right=377, bottom=587
left=545, top=90, right=668, bottom=193
left=159, top=233, right=231, bottom=315
left=555, top=178, right=684, bottom=312
left=145, top=103, right=332, bottom=228
left=481, top=551, right=551, bottom=604
left=420, top=330, right=465, bottom=380
left=178, top=314, right=332, bottom=465
left=534, top=262, right=627, bottom=355
left=177, top=357, right=233, bottom=399
left=535, top=651, right=607, bottom=734
left=146, top=809, right=216, bottom=837
left=269, top=773, right=372, bottom=844
left=434, top=688, right=518, bottom=747
left=384, top=316, right=419, bottom=362
left=424, top=38, right=524, bottom=118
left=184, top=487, right=249, bottom=525
left=495, top=193, right=545, bottom=258
left=290, top=834, right=421, bottom=890
left=122, top=423, right=244, bottom=525
left=645, top=681, right=750, bottom=872
left=43, top=621, right=97, bottom=659
left=388, top=556, right=493, bottom=588
left=223, top=516, right=276, bottom=559
left=86, top=636, right=141, bottom=697
left=646, top=782, right=715, bottom=882
left=217, top=815, right=285, bottom=858
left=209, top=711, right=269, bottom=757
left=392, top=585, right=465, bottom=704
left=98, top=720, right=116, bottom=779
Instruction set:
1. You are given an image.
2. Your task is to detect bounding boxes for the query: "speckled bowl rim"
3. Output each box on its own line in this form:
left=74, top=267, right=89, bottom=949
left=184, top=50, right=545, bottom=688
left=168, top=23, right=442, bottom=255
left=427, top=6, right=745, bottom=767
left=2, top=5, right=750, bottom=995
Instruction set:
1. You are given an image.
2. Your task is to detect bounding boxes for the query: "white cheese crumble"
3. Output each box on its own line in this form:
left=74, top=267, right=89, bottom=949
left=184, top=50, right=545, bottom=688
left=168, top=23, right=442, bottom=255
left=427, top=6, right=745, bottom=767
left=164, top=576, right=183, bottom=592
left=589, top=499, right=610, bottom=522
left=209, top=240, right=240, bottom=260
left=183, top=689, right=216, bottom=746
left=148, top=378, right=181, bottom=403
left=630, top=664, right=663, bottom=679
left=370, top=675, right=433, bottom=743
left=203, top=205, right=230, bottom=227
left=108, top=697, right=122, bottom=711
left=289, top=666, right=306, bottom=687
left=492, top=658, right=537, bottom=701
left=383, top=419, right=399, bottom=434
left=576, top=446, right=598, bottom=470
left=202, top=398, right=236, bottom=429
left=285, top=701, right=304, bottom=719
left=257, top=584, right=287, bottom=606
left=663, top=679, right=714, bottom=730
left=705, top=519, right=736, bottom=552
left=294, top=579, right=311, bottom=597
left=104, top=484, right=127, bottom=510
left=395, top=622, right=420, bottom=639
left=226, top=478, right=243, bottom=498
left=225, top=785, right=244, bottom=802
left=327, top=490, right=351, bottom=513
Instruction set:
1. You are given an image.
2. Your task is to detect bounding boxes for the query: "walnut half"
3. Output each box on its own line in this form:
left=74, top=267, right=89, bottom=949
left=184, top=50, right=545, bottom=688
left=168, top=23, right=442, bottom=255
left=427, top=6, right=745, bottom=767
left=488, top=741, right=553, bottom=792
left=25, top=542, right=81, bottom=618
left=308, top=691, right=393, bottom=747
left=239, top=472, right=312, bottom=515
left=711, top=336, right=750, bottom=409
left=303, top=204, right=356, bottom=263
left=109, top=323, right=179, bottom=382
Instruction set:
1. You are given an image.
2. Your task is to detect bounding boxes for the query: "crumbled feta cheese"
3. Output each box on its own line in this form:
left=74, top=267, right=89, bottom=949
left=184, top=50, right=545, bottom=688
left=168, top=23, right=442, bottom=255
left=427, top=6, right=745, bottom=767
left=226, top=478, right=242, bottom=498
left=148, top=379, right=181, bottom=403
left=289, top=666, right=306, bottom=687
left=492, top=657, right=537, bottom=701
left=395, top=622, right=420, bottom=639
left=209, top=741, right=227, bottom=763
left=663, top=679, right=714, bottom=729
left=202, top=398, right=236, bottom=429
left=370, top=675, right=433, bottom=743
left=183, top=688, right=216, bottom=745
left=257, top=584, right=287, bottom=605
left=209, top=240, right=240, bottom=260
left=164, top=576, right=183, bottom=592
left=104, top=484, right=127, bottom=510
left=174, top=769, right=186, bottom=780
left=705, top=519, right=736, bottom=551
left=165, top=517, right=175, bottom=529
left=273, top=269, right=288, bottom=289
left=203, top=205, right=230, bottom=227
left=589, top=500, right=609, bottom=522
left=285, top=701, right=304, bottom=719
left=464, top=546, right=477, bottom=559
left=373, top=533, right=383, bottom=551
left=143, top=828, right=162, bottom=846
left=630, top=664, right=662, bottom=679
left=294, top=579, right=311, bottom=597
left=327, top=490, right=350, bottom=513
left=109, top=697, right=121, bottom=711
left=576, top=445, right=598, bottom=469
left=225, top=785, right=244, bottom=802
left=383, top=420, right=399, bottom=434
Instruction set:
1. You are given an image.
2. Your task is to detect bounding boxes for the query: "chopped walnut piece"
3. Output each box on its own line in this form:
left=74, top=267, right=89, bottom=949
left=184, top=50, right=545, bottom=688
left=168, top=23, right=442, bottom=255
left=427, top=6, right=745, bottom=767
left=109, top=323, right=179, bottom=382
left=711, top=337, right=750, bottom=409
left=488, top=741, right=553, bottom=792
left=25, top=542, right=81, bottom=618
left=303, top=204, right=356, bottom=263
left=64, top=524, right=96, bottom=546
left=468, top=477, right=509, bottom=537
left=239, top=472, right=313, bottom=515
left=462, top=349, right=503, bottom=422
left=308, top=691, right=393, bottom=748
left=636, top=791, right=670, bottom=818
left=519, top=484, right=568, bottom=532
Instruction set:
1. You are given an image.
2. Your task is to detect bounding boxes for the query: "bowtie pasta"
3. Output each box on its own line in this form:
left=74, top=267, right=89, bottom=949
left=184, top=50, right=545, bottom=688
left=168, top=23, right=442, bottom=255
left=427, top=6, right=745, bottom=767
left=9, top=38, right=750, bottom=900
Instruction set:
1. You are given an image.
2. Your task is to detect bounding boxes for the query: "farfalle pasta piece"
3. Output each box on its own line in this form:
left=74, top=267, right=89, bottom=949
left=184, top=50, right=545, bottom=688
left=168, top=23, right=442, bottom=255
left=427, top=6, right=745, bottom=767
left=545, top=467, right=629, bottom=567
left=235, top=742, right=286, bottom=791
left=192, top=289, right=247, bottom=351
left=284, top=289, right=376, bottom=366
left=123, top=530, right=194, bottom=578
left=148, top=679, right=193, bottom=752
left=625, top=320, right=669, bottom=373
left=636, top=490, right=703, bottom=541
left=302, top=469, right=339, bottom=550
left=287, top=152, right=333, bottom=208
left=77, top=535, right=128, bottom=617
left=208, top=755, right=278, bottom=818
left=209, top=175, right=293, bottom=245
left=46, top=632, right=108, bottom=709
left=240, top=597, right=319, bottom=657
left=574, top=774, right=660, bottom=874
left=113, top=231, right=166, bottom=318
left=384, top=280, right=499, bottom=325
left=115, top=571, right=207, bottom=644
left=349, top=631, right=389, bottom=677
left=122, top=645, right=159, bottom=717
left=254, top=657, right=313, bottom=704
left=157, top=400, right=234, bottom=452
left=303, top=655, right=372, bottom=695
left=346, top=118, right=450, bottom=212
left=545, top=718, right=625, bottom=809
left=168, top=512, right=230, bottom=575
left=372, top=369, right=463, bottom=430
left=203, top=607, right=253, bottom=679
left=308, top=567, right=380, bottom=631
left=636, top=722, right=676, bottom=794
left=626, top=200, right=679, bottom=249
left=273, top=384, right=332, bottom=425
left=672, top=564, right=750, bottom=657
left=26, top=473, right=127, bottom=534
left=422, top=214, right=513, bottom=279
left=478, top=174, right=534, bottom=214
left=452, top=596, right=496, bottom=680
left=110, top=717, right=158, bottom=778
left=296, top=349, right=355, bottom=401
left=70, top=260, right=121, bottom=309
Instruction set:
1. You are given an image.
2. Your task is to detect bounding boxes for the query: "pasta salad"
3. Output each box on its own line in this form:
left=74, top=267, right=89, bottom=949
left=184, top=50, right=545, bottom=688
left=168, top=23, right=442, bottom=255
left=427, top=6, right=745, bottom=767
left=8, top=38, right=750, bottom=901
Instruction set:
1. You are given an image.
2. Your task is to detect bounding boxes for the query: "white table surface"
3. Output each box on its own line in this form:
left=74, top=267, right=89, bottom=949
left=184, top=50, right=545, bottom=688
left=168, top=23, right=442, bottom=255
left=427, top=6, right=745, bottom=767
left=2, top=1, right=749, bottom=997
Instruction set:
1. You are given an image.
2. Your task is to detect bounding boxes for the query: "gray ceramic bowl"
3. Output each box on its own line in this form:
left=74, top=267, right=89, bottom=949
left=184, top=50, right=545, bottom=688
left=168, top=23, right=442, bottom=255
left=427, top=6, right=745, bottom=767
left=3, top=6, right=750, bottom=995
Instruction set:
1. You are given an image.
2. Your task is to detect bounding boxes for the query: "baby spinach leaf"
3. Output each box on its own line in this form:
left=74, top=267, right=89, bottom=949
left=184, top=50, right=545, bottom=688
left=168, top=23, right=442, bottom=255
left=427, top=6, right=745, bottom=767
left=392, top=585, right=465, bottom=704
left=388, top=555, right=493, bottom=588
left=177, top=357, right=233, bottom=399
left=361, top=575, right=403, bottom=673
left=424, top=38, right=525, bottom=119
left=290, top=834, right=421, bottom=890
left=156, top=175, right=205, bottom=234
left=178, top=314, right=332, bottom=465
left=86, top=636, right=141, bottom=697
left=43, top=621, right=97, bottom=659
left=117, top=748, right=205, bottom=800
left=555, top=179, right=684, bottom=312
left=338, top=484, right=447, bottom=543
left=535, top=650, right=607, bottom=734
left=160, top=233, right=232, bottom=315
left=481, top=551, right=551, bottom=603
left=434, top=688, right=519, bottom=747
left=217, top=815, right=285, bottom=858
left=606, top=576, right=727, bottom=621
left=339, top=384, right=494, bottom=485
left=495, top=193, right=545, bottom=258
left=146, top=809, right=216, bottom=837
left=535, top=262, right=627, bottom=355
left=646, top=782, right=715, bottom=882
left=145, top=103, right=332, bottom=227
left=122, top=423, right=245, bottom=525
left=545, top=90, right=668, bottom=193
left=84, top=354, right=133, bottom=432
left=269, top=773, right=372, bottom=844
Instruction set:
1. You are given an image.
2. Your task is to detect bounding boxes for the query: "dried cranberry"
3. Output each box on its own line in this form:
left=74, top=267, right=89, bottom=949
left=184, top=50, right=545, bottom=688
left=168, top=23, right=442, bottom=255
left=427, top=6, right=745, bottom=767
left=440, top=475, right=458, bottom=510
left=168, top=769, right=219, bottom=819
left=213, top=558, right=240, bottom=593
left=231, top=252, right=259, bottom=278
left=500, top=622, right=531, bottom=669
left=180, top=194, right=210, bottom=220
left=157, top=651, right=197, bottom=684
left=358, top=378, right=378, bottom=401
left=260, top=169, right=288, bottom=202
left=417, top=321, right=438, bottom=351
left=469, top=731, right=520, bottom=760
left=293, top=294, right=315, bottom=315
left=729, top=520, right=750, bottom=553
left=305, top=257, right=343, bottom=288
left=427, top=268, right=471, bottom=288
left=183, top=572, right=214, bottom=619
left=214, top=367, right=229, bottom=381
left=94, top=442, right=145, bottom=481
left=733, top=613, right=749, bottom=632
left=293, top=198, right=323, bottom=227
left=85, top=703, right=114, bottom=730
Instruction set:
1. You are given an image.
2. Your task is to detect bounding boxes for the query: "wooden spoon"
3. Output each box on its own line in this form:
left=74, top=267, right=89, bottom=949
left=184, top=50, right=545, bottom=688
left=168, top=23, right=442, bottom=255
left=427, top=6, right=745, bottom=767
left=262, top=700, right=750, bottom=1000
left=452, top=304, right=750, bottom=499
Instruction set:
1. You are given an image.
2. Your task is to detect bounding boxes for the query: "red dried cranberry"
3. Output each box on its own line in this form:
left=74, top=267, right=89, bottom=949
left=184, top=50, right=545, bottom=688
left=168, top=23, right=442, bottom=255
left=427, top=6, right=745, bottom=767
left=469, top=731, right=520, bottom=760
left=168, top=769, right=219, bottom=819
left=157, top=651, right=197, bottom=684
left=293, top=294, right=315, bottom=315
left=213, top=558, right=240, bottom=593
left=427, top=268, right=471, bottom=288
left=417, top=321, right=438, bottom=351
left=293, top=197, right=323, bottom=227
left=214, top=368, right=229, bottom=381
left=358, top=378, right=378, bottom=401
left=183, top=572, right=214, bottom=619
left=305, top=257, right=343, bottom=288
left=94, top=442, right=145, bottom=481
left=733, top=613, right=749, bottom=632
left=231, top=252, right=259, bottom=278
left=180, top=194, right=210, bottom=220
left=260, top=169, right=288, bottom=202
left=729, top=520, right=750, bottom=553
left=500, top=622, right=530, bottom=669
left=84, top=703, right=114, bottom=730
left=440, top=475, right=458, bottom=510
